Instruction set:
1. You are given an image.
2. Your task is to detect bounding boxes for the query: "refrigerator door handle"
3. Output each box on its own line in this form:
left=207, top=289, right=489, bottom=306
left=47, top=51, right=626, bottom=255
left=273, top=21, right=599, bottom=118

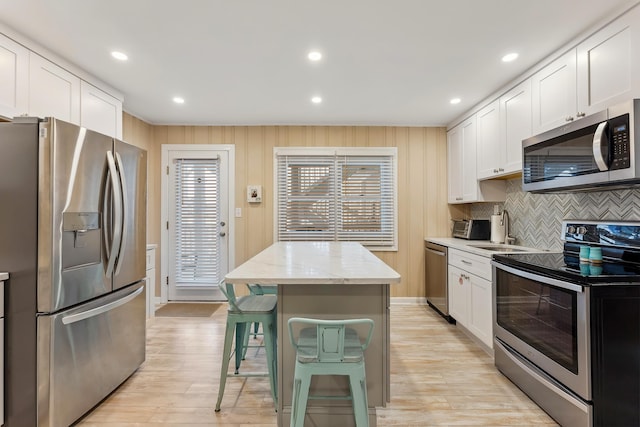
left=114, top=152, right=128, bottom=275
left=105, top=151, right=123, bottom=277
left=61, top=285, right=144, bottom=325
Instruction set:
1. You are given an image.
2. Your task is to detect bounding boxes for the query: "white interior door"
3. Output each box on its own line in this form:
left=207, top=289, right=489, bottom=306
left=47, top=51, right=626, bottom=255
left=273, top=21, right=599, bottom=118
left=162, top=145, right=234, bottom=301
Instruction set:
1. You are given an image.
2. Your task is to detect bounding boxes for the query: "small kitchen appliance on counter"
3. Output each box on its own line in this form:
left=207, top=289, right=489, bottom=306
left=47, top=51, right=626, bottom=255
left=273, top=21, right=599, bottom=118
left=491, top=220, right=640, bottom=427
left=451, top=219, right=490, bottom=240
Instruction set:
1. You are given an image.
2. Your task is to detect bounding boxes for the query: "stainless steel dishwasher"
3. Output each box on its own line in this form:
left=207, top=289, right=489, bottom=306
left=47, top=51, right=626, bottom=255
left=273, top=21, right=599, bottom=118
left=425, top=242, right=454, bottom=323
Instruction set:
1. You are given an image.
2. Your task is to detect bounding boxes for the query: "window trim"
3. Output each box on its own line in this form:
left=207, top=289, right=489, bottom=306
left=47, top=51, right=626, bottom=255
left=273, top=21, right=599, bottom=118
left=273, top=147, right=398, bottom=251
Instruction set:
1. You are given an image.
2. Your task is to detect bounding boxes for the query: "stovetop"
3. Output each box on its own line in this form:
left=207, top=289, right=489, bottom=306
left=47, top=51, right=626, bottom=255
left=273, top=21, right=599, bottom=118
left=492, top=220, right=640, bottom=285
left=493, top=251, right=640, bottom=284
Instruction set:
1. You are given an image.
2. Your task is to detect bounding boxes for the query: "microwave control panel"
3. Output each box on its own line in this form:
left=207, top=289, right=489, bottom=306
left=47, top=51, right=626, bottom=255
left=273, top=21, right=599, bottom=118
left=610, top=114, right=630, bottom=170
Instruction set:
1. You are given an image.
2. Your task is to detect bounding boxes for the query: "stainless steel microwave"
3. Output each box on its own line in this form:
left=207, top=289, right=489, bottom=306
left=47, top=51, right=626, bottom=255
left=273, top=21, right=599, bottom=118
left=522, top=99, right=640, bottom=192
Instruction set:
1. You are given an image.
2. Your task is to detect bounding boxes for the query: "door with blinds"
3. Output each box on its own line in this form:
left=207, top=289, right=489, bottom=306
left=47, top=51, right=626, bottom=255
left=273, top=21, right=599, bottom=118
left=166, top=148, right=230, bottom=301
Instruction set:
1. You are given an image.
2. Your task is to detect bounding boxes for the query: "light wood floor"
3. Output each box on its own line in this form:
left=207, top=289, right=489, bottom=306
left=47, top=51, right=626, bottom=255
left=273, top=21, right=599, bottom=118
left=78, top=304, right=558, bottom=426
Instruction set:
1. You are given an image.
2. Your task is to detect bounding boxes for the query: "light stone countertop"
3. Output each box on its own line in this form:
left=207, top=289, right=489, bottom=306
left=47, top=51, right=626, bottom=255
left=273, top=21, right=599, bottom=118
left=225, top=241, right=401, bottom=285
left=0, top=272, right=7, bottom=281
left=425, top=237, right=551, bottom=258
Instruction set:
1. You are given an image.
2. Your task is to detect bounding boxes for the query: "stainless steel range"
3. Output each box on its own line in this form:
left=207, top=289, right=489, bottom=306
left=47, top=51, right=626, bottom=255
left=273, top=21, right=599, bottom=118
left=491, top=220, right=640, bottom=427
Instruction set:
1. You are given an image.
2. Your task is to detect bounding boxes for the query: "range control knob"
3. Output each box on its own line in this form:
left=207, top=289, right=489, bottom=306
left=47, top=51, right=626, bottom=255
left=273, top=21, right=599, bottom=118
left=567, top=226, right=576, bottom=234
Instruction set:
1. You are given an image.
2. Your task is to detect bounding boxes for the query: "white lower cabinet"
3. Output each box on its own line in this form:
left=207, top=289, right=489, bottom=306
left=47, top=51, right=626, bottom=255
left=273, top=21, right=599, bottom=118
left=468, top=274, right=492, bottom=347
left=447, top=248, right=493, bottom=349
left=146, top=245, right=157, bottom=318
left=448, top=265, right=469, bottom=325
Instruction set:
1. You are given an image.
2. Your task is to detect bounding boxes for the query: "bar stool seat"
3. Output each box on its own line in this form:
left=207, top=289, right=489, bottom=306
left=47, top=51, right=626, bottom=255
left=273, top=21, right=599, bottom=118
left=287, top=317, right=374, bottom=427
left=242, top=284, right=278, bottom=358
left=215, top=281, right=277, bottom=412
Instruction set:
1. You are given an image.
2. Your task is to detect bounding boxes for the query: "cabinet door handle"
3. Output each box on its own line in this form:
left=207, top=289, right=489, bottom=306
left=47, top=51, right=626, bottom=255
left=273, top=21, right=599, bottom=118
left=576, top=112, right=586, bottom=118
left=565, top=116, right=574, bottom=122
left=461, top=260, right=472, bottom=265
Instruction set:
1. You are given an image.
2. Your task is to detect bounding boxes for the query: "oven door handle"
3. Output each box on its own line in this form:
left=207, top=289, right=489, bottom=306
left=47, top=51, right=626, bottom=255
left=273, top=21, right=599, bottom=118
left=491, top=261, right=584, bottom=293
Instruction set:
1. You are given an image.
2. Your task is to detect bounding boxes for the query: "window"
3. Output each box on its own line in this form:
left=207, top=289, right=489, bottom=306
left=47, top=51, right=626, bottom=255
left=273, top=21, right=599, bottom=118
left=173, top=157, right=222, bottom=285
left=275, top=147, right=397, bottom=250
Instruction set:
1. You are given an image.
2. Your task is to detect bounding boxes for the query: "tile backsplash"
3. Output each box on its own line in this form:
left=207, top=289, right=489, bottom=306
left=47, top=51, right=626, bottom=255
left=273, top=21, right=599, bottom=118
left=471, top=178, right=640, bottom=251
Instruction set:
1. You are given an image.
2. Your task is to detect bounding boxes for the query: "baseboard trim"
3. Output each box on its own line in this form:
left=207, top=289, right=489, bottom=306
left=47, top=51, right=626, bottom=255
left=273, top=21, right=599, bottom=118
left=390, top=297, right=427, bottom=305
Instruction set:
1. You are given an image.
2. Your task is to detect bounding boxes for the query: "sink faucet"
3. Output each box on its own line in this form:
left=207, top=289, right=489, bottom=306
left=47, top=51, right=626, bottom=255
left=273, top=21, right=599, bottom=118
left=501, top=210, right=515, bottom=244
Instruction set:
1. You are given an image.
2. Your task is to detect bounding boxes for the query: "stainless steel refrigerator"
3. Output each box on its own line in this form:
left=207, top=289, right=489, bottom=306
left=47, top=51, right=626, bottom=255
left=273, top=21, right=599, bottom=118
left=0, top=117, right=147, bottom=427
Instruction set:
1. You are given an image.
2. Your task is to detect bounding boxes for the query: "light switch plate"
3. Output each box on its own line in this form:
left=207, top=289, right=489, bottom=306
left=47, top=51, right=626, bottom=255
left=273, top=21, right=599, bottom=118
left=235, top=208, right=242, bottom=217
left=247, top=185, right=262, bottom=203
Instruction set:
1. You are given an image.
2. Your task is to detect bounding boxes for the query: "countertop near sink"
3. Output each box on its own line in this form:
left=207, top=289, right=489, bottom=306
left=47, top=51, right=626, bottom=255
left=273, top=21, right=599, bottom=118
left=425, top=237, right=549, bottom=258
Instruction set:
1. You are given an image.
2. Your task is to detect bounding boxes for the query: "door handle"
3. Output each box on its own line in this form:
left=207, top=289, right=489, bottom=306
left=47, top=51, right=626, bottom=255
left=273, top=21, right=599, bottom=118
left=426, top=247, right=445, bottom=256
left=114, top=152, right=128, bottom=275
left=62, top=285, right=144, bottom=325
left=592, top=121, right=609, bottom=172
left=105, top=151, right=123, bottom=277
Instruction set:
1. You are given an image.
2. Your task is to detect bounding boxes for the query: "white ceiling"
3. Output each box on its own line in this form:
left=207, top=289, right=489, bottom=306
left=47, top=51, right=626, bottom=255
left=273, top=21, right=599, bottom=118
left=0, top=0, right=637, bottom=126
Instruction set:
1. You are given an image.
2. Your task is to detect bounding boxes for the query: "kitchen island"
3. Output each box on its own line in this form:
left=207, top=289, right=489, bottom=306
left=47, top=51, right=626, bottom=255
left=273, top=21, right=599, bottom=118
left=224, top=241, right=401, bottom=427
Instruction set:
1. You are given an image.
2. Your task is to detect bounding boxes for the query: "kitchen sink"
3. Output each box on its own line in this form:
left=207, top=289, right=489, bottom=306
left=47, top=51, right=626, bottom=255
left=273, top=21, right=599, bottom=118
left=468, top=245, right=528, bottom=252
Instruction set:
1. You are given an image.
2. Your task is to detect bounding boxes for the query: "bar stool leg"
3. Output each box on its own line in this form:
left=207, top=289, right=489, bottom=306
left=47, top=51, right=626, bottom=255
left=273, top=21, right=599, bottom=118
left=215, top=319, right=237, bottom=412
left=262, top=314, right=278, bottom=408
left=349, top=366, right=369, bottom=427
left=235, top=322, right=247, bottom=373
left=290, top=368, right=312, bottom=427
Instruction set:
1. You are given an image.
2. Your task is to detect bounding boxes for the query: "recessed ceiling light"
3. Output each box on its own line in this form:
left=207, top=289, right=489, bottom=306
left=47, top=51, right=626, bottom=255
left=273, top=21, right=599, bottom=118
left=173, top=97, right=185, bottom=104
left=308, top=51, right=322, bottom=61
left=111, top=51, right=128, bottom=61
left=450, top=98, right=461, bottom=105
left=311, top=96, right=322, bottom=104
left=502, top=52, right=519, bottom=63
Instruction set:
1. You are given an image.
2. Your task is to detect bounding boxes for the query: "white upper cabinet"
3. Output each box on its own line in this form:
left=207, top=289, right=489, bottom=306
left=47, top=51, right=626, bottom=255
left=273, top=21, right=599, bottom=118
left=81, top=81, right=123, bottom=138
left=448, top=116, right=506, bottom=204
left=577, top=5, right=640, bottom=116
left=499, top=79, right=531, bottom=175
left=447, top=124, right=463, bottom=203
left=448, top=116, right=479, bottom=203
left=476, top=100, right=502, bottom=180
left=533, top=6, right=640, bottom=135
left=532, top=50, right=578, bottom=134
left=0, top=34, right=28, bottom=119
left=460, top=117, right=478, bottom=201
left=29, top=53, right=81, bottom=124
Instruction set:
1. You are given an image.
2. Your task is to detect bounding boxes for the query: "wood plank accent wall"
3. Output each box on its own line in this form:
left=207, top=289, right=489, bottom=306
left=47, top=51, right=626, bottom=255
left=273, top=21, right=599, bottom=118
left=123, top=112, right=465, bottom=298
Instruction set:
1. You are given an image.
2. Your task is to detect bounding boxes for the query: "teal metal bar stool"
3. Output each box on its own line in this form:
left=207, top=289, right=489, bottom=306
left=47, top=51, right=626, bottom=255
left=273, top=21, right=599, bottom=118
left=244, top=284, right=278, bottom=350
left=215, top=281, right=278, bottom=412
left=287, top=317, right=374, bottom=427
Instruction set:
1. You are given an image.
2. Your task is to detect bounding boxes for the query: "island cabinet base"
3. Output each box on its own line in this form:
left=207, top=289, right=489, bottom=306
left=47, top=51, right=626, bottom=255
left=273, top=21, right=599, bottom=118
left=276, top=283, right=390, bottom=427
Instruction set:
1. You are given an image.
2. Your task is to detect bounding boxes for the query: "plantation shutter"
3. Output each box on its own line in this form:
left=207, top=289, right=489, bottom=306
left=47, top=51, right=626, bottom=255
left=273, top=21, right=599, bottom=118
left=276, top=149, right=396, bottom=249
left=174, top=158, right=221, bottom=286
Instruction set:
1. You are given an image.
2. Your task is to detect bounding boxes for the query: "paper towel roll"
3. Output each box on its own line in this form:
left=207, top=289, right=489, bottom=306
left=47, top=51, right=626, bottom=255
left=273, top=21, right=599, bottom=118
left=491, top=214, right=505, bottom=243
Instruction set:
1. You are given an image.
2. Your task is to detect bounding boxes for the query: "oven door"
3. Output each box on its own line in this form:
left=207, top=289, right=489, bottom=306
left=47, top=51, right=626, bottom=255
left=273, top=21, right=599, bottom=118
left=492, top=261, right=591, bottom=401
